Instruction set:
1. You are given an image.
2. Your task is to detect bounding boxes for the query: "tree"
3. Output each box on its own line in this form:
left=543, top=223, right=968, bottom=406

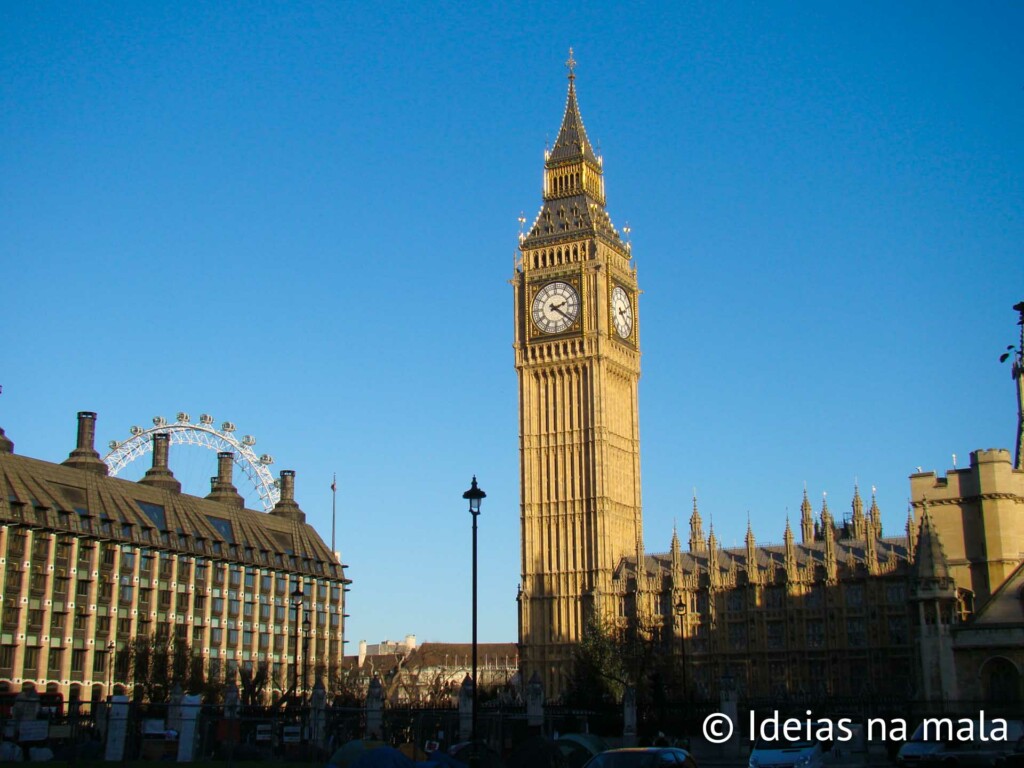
left=563, top=612, right=680, bottom=709
left=564, top=616, right=629, bottom=707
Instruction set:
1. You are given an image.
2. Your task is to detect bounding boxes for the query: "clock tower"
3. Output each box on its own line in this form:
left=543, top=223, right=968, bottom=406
left=514, top=51, right=643, bottom=698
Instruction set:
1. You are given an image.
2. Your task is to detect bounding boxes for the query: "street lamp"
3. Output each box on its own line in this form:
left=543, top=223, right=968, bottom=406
left=462, top=476, right=486, bottom=768
left=107, top=641, right=116, bottom=696
left=675, top=599, right=688, bottom=701
left=291, top=586, right=304, bottom=704
left=302, top=616, right=311, bottom=704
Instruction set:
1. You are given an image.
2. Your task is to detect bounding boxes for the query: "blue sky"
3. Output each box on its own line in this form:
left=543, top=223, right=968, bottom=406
left=2, top=2, right=1022, bottom=647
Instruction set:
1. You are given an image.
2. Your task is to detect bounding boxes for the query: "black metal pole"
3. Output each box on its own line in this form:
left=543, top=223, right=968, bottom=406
left=293, top=602, right=299, bottom=703
left=471, top=508, right=479, bottom=767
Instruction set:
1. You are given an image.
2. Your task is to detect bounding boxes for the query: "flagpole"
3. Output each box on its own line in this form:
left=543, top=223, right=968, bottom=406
left=331, top=473, right=337, bottom=554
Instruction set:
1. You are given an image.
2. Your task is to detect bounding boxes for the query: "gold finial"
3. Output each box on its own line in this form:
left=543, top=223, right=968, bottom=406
left=518, top=211, right=526, bottom=241
left=566, top=47, right=577, bottom=81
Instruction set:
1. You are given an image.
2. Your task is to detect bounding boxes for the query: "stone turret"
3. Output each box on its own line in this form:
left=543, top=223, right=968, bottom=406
left=62, top=411, right=108, bottom=475
left=911, top=503, right=959, bottom=701
left=139, top=433, right=181, bottom=493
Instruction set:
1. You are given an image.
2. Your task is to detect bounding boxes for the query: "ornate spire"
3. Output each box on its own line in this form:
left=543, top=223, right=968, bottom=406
left=800, top=486, right=814, bottom=544
left=906, top=503, right=918, bottom=559
left=689, top=493, right=706, bottom=553
left=851, top=484, right=866, bottom=539
left=707, top=524, right=720, bottom=588
left=784, top=517, right=798, bottom=582
left=521, top=50, right=621, bottom=247
left=745, top=515, right=759, bottom=585
left=822, top=507, right=837, bottom=584
left=549, top=47, right=599, bottom=166
left=670, top=521, right=683, bottom=578
left=868, top=486, right=882, bottom=539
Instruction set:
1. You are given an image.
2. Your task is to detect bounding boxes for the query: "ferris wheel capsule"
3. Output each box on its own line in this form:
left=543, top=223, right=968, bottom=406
left=242, top=435, right=256, bottom=447
left=177, top=412, right=190, bottom=423
left=109, top=440, right=120, bottom=450
left=153, top=416, right=167, bottom=427
left=259, top=454, right=274, bottom=465
left=130, top=426, right=143, bottom=436
left=221, top=421, right=236, bottom=433
left=199, top=414, right=214, bottom=426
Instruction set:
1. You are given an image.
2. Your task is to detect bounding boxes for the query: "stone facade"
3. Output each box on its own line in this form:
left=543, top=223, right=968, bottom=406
left=0, top=412, right=349, bottom=705
left=513, top=53, right=643, bottom=697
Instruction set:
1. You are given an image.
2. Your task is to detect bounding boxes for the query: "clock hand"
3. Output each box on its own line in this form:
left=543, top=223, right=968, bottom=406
left=551, top=305, right=574, bottom=321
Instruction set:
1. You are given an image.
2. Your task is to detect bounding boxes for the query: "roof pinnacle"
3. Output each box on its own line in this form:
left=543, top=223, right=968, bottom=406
left=566, top=47, right=577, bottom=82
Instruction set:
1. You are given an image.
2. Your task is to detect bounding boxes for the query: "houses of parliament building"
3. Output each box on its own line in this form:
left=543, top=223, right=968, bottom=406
left=514, top=53, right=1024, bottom=704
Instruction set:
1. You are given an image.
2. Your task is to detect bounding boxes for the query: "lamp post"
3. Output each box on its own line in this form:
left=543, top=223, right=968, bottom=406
left=462, top=476, right=486, bottom=768
left=291, top=586, right=304, bottom=704
left=675, top=599, right=688, bottom=701
left=302, top=616, right=311, bottom=704
left=107, top=640, right=116, bottom=696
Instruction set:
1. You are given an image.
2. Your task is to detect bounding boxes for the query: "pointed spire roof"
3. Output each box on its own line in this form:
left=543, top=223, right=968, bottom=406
left=521, top=50, right=623, bottom=249
left=906, top=504, right=918, bottom=558
left=868, top=486, right=882, bottom=538
left=913, top=503, right=951, bottom=582
left=689, top=492, right=706, bottom=553
left=548, top=48, right=600, bottom=166
left=800, top=486, right=815, bottom=543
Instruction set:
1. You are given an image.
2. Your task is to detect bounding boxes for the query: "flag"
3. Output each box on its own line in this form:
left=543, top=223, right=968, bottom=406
left=331, top=479, right=336, bottom=493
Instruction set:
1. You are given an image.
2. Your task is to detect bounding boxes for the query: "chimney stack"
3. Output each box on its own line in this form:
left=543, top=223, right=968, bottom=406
left=0, top=426, right=13, bottom=454
left=62, top=411, right=109, bottom=475
left=206, top=451, right=244, bottom=508
left=270, top=469, right=305, bottom=522
left=139, top=433, right=181, bottom=493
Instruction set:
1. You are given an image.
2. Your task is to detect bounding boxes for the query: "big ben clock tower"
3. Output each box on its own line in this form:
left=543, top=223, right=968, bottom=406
left=514, top=51, right=643, bottom=697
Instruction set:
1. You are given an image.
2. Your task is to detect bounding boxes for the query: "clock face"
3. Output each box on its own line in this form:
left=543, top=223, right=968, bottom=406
left=532, top=281, right=580, bottom=334
left=611, top=285, right=633, bottom=339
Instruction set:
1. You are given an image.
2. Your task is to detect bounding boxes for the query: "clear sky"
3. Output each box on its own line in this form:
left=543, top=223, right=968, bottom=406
left=2, top=2, right=1022, bottom=648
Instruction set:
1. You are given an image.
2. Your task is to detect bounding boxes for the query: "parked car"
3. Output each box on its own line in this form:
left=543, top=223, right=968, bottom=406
left=1003, top=734, right=1024, bottom=768
left=913, top=720, right=1024, bottom=768
left=748, top=734, right=827, bottom=768
left=583, top=746, right=697, bottom=767
left=897, top=722, right=951, bottom=767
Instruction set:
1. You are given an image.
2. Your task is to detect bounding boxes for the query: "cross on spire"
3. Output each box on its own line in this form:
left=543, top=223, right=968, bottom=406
left=566, top=47, right=577, bottom=81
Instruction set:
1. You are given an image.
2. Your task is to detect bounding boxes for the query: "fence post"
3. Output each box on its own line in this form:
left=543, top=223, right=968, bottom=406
left=623, top=687, right=637, bottom=747
left=102, top=695, right=130, bottom=761
left=176, top=694, right=203, bottom=762
left=365, top=678, right=383, bottom=740
left=311, top=679, right=327, bottom=750
left=526, top=672, right=544, bottom=737
left=458, top=675, right=473, bottom=743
